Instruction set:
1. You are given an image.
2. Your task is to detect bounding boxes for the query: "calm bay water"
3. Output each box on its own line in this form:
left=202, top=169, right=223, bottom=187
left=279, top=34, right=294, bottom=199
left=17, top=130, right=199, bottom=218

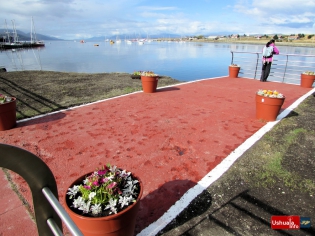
left=1, top=41, right=315, bottom=81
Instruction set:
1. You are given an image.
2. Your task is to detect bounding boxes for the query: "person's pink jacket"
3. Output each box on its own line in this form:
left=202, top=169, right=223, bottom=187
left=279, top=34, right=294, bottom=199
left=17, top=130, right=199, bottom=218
left=263, top=43, right=279, bottom=63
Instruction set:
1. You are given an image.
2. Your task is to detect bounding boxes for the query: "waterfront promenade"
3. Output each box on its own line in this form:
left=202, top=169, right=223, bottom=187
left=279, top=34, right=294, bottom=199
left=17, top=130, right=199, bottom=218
left=0, top=76, right=313, bottom=235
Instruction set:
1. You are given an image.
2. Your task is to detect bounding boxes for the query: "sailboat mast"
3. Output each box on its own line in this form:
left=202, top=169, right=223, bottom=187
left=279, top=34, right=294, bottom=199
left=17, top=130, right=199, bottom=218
left=31, top=17, right=38, bottom=43
left=4, top=19, right=11, bottom=43
left=31, top=17, right=33, bottom=43
left=11, top=19, right=18, bottom=42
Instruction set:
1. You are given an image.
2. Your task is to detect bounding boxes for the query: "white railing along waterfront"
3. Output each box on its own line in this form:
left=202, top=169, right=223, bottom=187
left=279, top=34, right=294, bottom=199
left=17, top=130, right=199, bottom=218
left=231, top=51, right=315, bottom=84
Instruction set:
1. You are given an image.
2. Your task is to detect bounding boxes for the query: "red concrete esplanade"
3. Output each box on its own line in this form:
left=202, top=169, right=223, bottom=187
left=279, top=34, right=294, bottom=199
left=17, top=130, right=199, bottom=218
left=0, top=76, right=313, bottom=235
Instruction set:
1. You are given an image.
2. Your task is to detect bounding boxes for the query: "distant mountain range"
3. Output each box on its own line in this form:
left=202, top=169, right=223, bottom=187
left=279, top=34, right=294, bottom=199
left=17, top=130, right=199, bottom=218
left=0, top=29, right=63, bottom=41
left=87, top=33, right=185, bottom=41
left=81, top=32, right=236, bottom=41
left=0, top=30, right=185, bottom=42
left=0, top=29, right=236, bottom=42
left=0, top=30, right=192, bottom=42
left=81, top=31, right=261, bottom=41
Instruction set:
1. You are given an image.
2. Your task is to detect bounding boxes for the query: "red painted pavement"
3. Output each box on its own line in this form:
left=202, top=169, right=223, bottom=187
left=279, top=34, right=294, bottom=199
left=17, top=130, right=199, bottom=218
left=0, top=77, right=312, bottom=235
left=0, top=170, right=38, bottom=235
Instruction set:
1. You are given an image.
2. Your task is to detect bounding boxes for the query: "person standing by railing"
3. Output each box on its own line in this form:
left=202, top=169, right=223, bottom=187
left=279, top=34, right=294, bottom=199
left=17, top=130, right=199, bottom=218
left=260, top=39, right=279, bottom=82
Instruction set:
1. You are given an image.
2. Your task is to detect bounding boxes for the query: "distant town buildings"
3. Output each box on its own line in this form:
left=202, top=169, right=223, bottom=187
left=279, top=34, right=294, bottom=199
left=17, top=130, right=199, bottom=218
left=288, top=35, right=300, bottom=40
left=207, top=36, right=219, bottom=40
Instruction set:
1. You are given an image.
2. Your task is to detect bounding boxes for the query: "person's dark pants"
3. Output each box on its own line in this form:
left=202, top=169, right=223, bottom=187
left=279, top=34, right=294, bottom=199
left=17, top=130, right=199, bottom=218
left=260, top=62, right=272, bottom=82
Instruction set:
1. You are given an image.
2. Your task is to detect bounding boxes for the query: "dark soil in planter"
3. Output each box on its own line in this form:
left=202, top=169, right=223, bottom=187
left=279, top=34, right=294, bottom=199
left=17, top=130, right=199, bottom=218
left=130, top=75, right=141, bottom=79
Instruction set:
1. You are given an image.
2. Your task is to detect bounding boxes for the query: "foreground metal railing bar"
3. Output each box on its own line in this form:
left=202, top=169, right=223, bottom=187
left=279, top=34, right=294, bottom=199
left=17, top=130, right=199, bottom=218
left=231, top=51, right=315, bottom=84
left=0, top=143, right=83, bottom=236
left=42, top=187, right=83, bottom=236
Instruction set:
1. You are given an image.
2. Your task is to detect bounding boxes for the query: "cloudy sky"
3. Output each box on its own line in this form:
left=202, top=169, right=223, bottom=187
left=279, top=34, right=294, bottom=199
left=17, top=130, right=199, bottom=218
left=1, top=0, right=315, bottom=40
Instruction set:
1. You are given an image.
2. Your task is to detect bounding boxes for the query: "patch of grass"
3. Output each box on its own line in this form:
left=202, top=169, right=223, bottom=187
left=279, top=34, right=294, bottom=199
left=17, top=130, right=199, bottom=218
left=247, top=157, right=314, bottom=194
left=123, top=86, right=141, bottom=94
left=303, top=179, right=315, bottom=193
left=262, top=133, right=276, bottom=143
left=284, top=128, right=307, bottom=143
left=245, top=111, right=315, bottom=195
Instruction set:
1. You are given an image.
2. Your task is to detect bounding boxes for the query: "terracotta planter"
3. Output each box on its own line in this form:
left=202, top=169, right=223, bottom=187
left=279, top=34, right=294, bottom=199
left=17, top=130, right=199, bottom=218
left=65, top=173, right=143, bottom=236
left=229, top=66, right=240, bottom=78
left=256, top=94, right=285, bottom=121
left=0, top=97, right=16, bottom=131
left=300, top=73, right=315, bottom=88
left=140, top=76, right=159, bottom=93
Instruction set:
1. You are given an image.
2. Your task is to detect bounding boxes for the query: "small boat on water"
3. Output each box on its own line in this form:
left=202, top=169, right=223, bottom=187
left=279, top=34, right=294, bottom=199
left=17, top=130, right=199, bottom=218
left=94, top=44, right=99, bottom=46
left=80, top=40, right=85, bottom=43
left=1, top=41, right=45, bottom=49
left=138, top=39, right=144, bottom=45
left=116, top=34, right=121, bottom=44
left=32, top=40, right=45, bottom=47
left=1, top=42, right=23, bottom=49
left=30, top=17, right=45, bottom=47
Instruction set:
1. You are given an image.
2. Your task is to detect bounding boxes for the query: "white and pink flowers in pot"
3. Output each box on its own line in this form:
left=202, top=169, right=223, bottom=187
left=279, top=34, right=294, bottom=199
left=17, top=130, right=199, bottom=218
left=66, top=164, right=141, bottom=217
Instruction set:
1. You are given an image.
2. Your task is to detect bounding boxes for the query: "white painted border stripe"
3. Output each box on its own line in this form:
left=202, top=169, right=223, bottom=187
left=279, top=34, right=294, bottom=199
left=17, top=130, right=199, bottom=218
left=137, top=87, right=315, bottom=236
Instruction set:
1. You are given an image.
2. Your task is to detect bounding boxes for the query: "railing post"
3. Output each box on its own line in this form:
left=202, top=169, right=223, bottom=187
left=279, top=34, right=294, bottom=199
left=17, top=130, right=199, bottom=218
left=0, top=143, right=62, bottom=236
left=254, top=53, right=260, bottom=80
left=283, top=54, right=289, bottom=83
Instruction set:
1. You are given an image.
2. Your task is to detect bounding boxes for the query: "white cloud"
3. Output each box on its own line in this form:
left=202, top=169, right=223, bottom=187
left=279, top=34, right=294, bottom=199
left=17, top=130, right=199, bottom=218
left=1, top=0, right=315, bottom=39
left=235, top=0, right=315, bottom=25
left=137, top=6, right=178, bottom=11
left=252, top=0, right=315, bottom=10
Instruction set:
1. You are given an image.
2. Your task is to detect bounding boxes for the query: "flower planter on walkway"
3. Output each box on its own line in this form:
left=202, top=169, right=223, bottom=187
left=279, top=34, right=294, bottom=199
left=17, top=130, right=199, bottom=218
left=0, top=97, right=16, bottom=131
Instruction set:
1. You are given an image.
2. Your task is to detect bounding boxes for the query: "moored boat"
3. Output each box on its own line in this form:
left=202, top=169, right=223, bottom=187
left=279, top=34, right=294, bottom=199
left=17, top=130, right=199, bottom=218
left=30, top=17, right=45, bottom=47
left=31, top=40, right=45, bottom=47
left=1, top=18, right=45, bottom=50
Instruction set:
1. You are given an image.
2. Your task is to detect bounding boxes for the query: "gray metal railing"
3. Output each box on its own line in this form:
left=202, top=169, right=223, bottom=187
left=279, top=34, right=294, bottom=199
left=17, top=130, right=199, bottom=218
left=231, top=51, right=315, bottom=84
left=0, top=143, right=83, bottom=236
